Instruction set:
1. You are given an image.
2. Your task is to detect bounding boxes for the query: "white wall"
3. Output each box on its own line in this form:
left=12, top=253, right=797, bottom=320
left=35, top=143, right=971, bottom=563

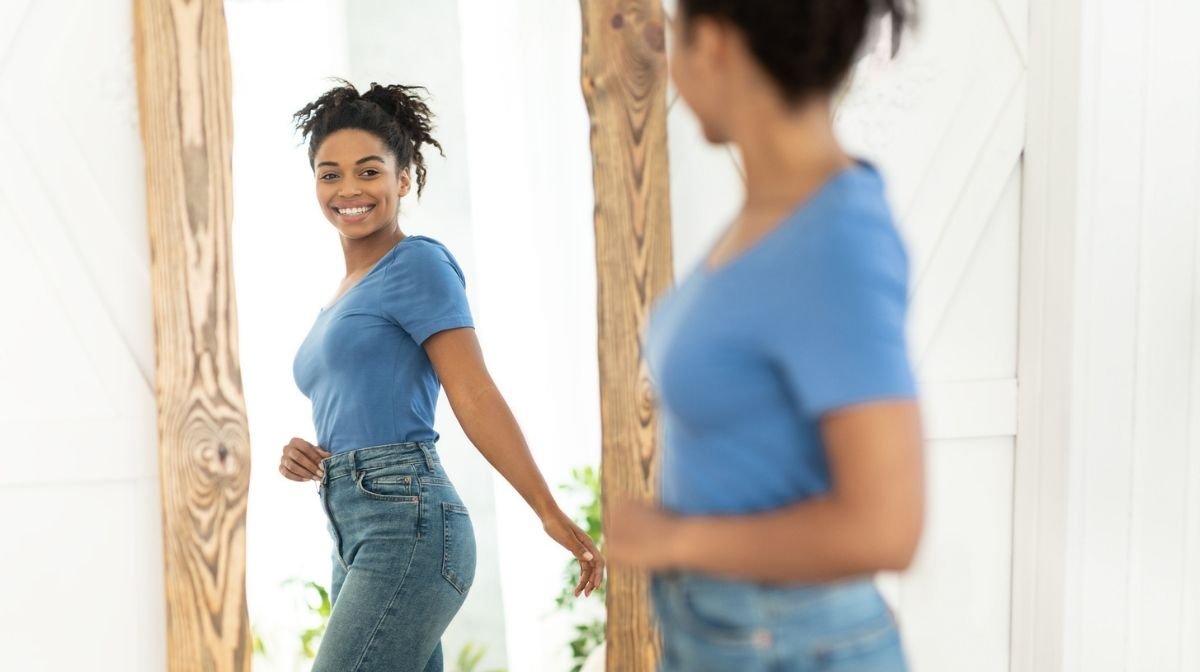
left=0, top=0, right=165, bottom=669
left=1034, top=1, right=1200, bottom=670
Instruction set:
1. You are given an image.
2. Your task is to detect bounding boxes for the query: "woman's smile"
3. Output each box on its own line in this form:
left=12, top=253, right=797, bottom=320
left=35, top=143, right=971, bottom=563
left=331, top=202, right=377, bottom=223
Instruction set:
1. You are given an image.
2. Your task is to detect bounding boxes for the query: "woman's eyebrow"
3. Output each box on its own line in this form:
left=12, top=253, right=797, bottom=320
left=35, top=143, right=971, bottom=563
left=316, top=155, right=385, bottom=169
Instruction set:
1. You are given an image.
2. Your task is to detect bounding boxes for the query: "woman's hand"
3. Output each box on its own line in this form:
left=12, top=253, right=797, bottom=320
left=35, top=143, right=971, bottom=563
left=605, top=500, right=684, bottom=572
left=542, top=511, right=605, bottom=597
left=279, top=437, right=331, bottom=482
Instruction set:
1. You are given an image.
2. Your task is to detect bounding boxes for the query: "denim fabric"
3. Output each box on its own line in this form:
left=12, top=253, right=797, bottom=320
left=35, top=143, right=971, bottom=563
left=652, top=573, right=907, bottom=672
left=312, top=442, right=476, bottom=672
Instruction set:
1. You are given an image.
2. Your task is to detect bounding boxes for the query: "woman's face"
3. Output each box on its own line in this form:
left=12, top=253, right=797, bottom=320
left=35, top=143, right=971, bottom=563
left=312, top=128, right=411, bottom=240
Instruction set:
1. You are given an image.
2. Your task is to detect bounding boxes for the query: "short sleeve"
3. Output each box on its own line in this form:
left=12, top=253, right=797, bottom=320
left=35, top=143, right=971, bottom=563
left=769, top=212, right=916, bottom=417
left=380, top=240, right=474, bottom=345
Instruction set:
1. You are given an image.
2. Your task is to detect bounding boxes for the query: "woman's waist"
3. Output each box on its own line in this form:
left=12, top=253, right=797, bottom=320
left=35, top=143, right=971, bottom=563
left=654, top=571, right=892, bottom=624
left=320, top=440, right=442, bottom=482
left=316, top=423, right=440, bottom=455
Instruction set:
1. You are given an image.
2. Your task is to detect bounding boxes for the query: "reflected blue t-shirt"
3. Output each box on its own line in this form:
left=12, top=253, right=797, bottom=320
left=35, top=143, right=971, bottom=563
left=645, top=163, right=916, bottom=516
left=293, top=236, right=473, bottom=453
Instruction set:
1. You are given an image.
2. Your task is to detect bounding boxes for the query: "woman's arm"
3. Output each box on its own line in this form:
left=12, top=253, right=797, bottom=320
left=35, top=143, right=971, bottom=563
left=424, top=327, right=605, bottom=596
left=606, top=400, right=923, bottom=584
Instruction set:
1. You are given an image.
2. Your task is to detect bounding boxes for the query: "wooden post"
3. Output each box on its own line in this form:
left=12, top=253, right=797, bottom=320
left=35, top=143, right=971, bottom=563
left=580, top=2, right=674, bottom=670
left=133, top=1, right=251, bottom=669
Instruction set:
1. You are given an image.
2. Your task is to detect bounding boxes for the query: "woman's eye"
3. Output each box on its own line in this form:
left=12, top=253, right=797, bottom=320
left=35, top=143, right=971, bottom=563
left=361, top=169, right=379, bottom=177
left=319, top=173, right=339, bottom=181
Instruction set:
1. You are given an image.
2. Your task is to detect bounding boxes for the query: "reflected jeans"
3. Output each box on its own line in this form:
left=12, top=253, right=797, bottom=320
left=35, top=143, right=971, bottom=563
left=313, top=442, right=476, bottom=672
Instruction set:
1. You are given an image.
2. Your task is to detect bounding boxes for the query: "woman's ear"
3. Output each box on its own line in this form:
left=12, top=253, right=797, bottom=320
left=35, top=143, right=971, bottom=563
left=397, top=167, right=412, bottom=197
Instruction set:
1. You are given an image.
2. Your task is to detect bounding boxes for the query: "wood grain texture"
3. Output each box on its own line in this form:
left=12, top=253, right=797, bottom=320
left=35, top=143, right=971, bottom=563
left=132, top=0, right=251, bottom=669
left=580, top=2, right=674, bottom=670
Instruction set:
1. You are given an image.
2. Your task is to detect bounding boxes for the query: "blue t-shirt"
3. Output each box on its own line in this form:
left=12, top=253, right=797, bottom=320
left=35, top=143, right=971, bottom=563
left=293, top=236, right=473, bottom=453
left=645, top=163, right=916, bottom=516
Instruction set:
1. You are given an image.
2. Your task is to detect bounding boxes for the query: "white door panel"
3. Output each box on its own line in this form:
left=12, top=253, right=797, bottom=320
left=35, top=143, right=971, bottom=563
left=896, top=437, right=1015, bottom=672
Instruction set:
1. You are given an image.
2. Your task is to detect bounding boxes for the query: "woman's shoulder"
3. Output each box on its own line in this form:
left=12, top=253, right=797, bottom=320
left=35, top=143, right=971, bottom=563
left=385, top=235, right=466, bottom=283
left=772, top=169, right=908, bottom=285
left=808, top=167, right=902, bottom=250
left=819, top=163, right=895, bottom=231
left=393, top=234, right=448, bottom=256
left=387, top=235, right=453, bottom=265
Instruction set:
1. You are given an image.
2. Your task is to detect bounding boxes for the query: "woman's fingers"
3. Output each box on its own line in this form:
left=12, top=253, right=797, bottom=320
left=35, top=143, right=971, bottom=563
left=300, top=443, right=332, bottom=461
left=573, top=526, right=605, bottom=596
left=574, top=524, right=601, bottom=560
left=283, top=450, right=320, bottom=479
left=590, top=554, right=606, bottom=594
left=544, top=516, right=604, bottom=597
left=280, top=439, right=329, bottom=481
left=572, top=548, right=591, bottom=596
left=278, top=460, right=311, bottom=482
left=575, top=564, right=590, bottom=596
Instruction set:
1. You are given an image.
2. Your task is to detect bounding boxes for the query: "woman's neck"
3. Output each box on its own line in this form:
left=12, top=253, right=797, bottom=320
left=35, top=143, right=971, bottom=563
left=341, top=225, right=406, bottom=276
left=733, top=97, right=852, bottom=214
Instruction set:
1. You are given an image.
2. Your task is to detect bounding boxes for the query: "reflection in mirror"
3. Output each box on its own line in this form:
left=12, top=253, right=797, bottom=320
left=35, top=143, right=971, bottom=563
left=227, top=1, right=607, bottom=670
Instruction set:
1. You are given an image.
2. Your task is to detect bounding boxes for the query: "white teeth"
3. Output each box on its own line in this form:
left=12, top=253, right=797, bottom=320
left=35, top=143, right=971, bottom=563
left=338, top=206, right=372, bottom=216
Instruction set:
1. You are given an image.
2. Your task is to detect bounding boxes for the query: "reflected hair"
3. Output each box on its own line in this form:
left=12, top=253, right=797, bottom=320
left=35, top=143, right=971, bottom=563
left=678, top=0, right=915, bottom=104
left=293, top=80, right=444, bottom=196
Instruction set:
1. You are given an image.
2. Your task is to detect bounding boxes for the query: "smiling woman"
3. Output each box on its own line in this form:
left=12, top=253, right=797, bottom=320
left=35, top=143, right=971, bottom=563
left=277, top=81, right=605, bottom=672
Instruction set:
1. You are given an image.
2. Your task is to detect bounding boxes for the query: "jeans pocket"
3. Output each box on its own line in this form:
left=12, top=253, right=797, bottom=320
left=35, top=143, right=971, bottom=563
left=441, top=502, right=477, bottom=594
left=669, top=575, right=766, bottom=647
left=812, top=615, right=906, bottom=672
left=354, top=468, right=417, bottom=502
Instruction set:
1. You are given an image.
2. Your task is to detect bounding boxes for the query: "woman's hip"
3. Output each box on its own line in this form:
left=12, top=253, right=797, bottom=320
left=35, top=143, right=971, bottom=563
left=318, top=442, right=476, bottom=595
left=651, top=572, right=907, bottom=671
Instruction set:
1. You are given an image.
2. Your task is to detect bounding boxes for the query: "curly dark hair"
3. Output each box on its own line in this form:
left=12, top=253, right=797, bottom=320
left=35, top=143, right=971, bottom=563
left=678, top=0, right=914, bottom=104
left=293, top=80, right=444, bottom=196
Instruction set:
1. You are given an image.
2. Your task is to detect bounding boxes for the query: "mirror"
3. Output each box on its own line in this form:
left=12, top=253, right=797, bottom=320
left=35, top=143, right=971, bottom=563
left=227, top=2, right=607, bottom=670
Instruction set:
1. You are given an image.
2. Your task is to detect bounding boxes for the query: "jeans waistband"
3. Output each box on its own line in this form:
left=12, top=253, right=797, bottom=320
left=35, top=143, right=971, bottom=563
left=321, top=441, right=439, bottom=484
left=655, top=571, right=883, bottom=608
